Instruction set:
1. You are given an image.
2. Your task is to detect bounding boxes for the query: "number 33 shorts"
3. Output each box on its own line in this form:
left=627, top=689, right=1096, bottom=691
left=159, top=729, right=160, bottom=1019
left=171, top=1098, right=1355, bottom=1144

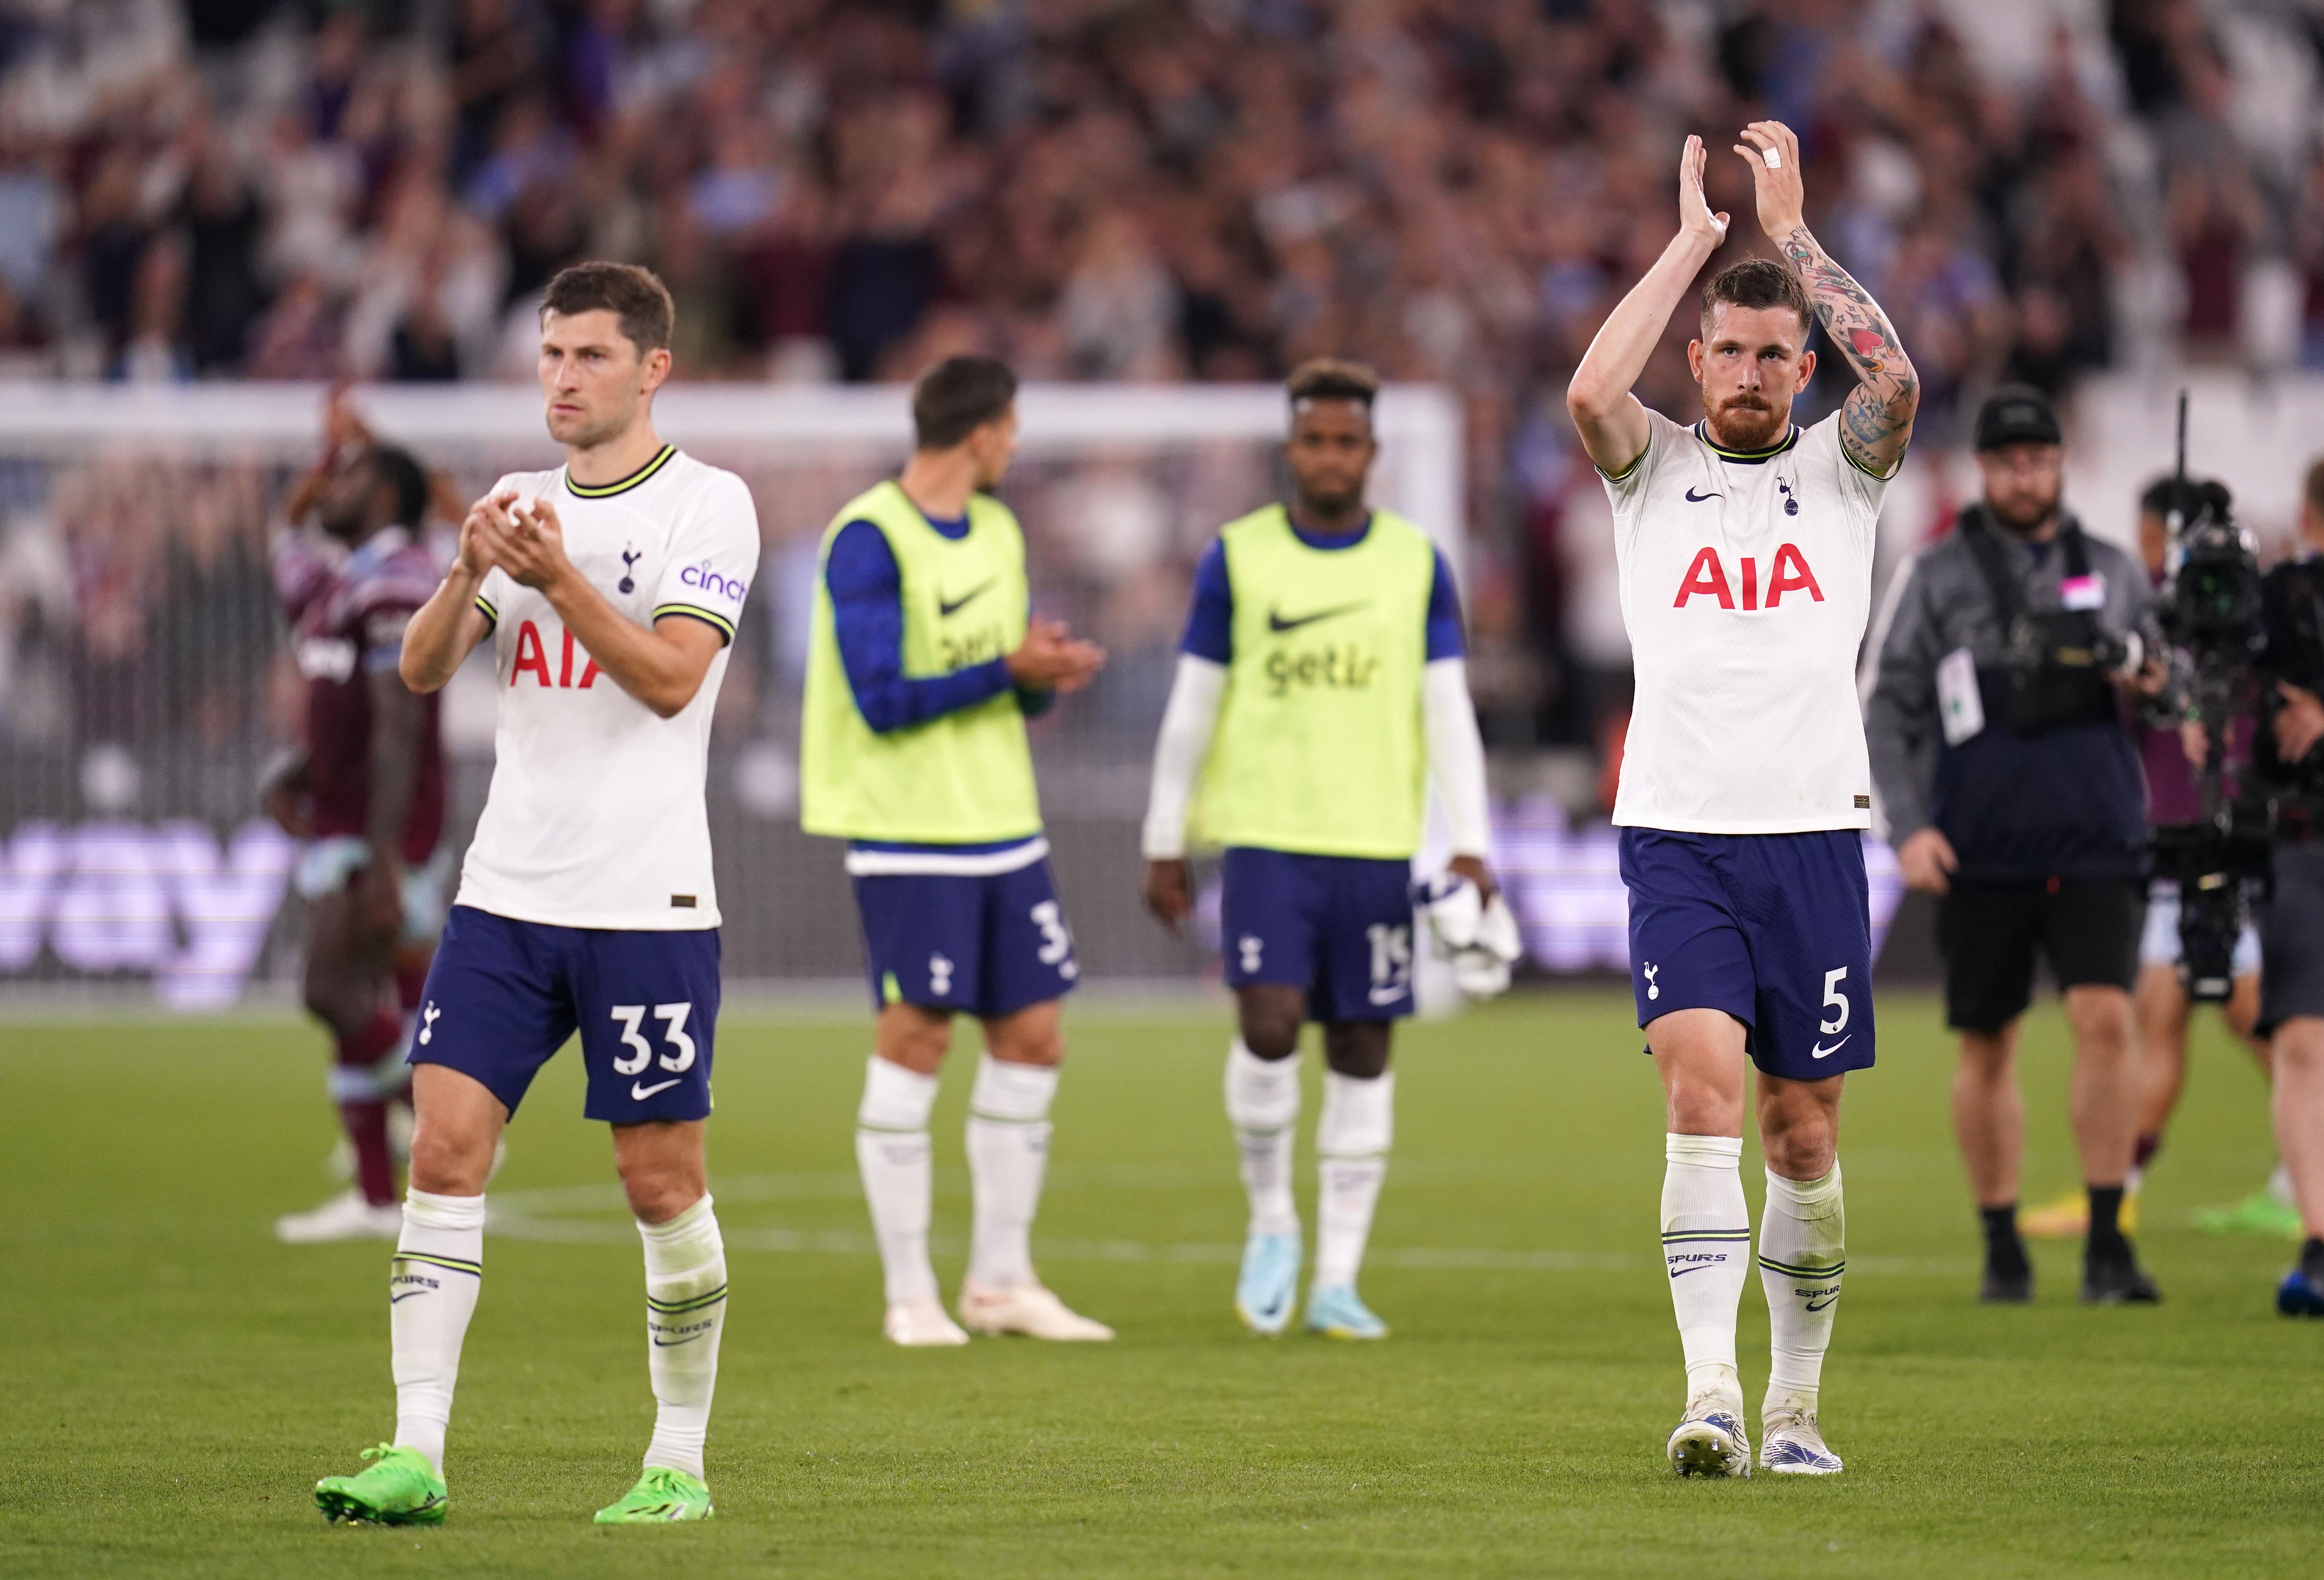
left=408, top=904, right=721, bottom=1122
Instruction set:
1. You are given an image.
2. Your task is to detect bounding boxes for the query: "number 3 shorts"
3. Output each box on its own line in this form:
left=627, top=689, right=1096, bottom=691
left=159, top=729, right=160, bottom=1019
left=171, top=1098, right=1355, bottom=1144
left=850, top=851, right=1080, bottom=1018
left=1617, top=827, right=1876, bottom=1080
left=409, top=904, right=721, bottom=1122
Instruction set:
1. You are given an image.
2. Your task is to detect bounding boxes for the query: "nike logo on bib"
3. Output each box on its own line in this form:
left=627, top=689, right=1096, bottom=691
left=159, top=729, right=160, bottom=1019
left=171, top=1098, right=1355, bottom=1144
left=1811, top=1035, right=1850, bottom=1060
left=938, top=579, right=995, bottom=617
left=1268, top=600, right=1370, bottom=634
left=632, top=1078, right=682, bottom=1100
left=1685, top=487, right=1722, bottom=502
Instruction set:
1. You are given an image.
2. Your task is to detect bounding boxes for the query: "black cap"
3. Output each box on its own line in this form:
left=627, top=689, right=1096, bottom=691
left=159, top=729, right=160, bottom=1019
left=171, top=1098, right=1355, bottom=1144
left=1973, top=385, right=2062, bottom=451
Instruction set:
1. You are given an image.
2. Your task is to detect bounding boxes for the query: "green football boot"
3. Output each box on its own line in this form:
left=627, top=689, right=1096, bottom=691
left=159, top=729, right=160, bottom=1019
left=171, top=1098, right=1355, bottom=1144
left=593, top=1466, right=715, bottom=1524
left=314, top=1443, right=448, bottom=1526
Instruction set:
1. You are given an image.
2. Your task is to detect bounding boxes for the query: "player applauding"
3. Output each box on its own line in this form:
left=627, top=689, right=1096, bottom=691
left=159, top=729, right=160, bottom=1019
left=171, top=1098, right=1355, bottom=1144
left=1140, top=359, right=1497, bottom=1341
left=801, top=356, right=1113, bottom=1346
left=311, top=263, right=759, bottom=1527
left=1565, top=125, right=1917, bottom=1476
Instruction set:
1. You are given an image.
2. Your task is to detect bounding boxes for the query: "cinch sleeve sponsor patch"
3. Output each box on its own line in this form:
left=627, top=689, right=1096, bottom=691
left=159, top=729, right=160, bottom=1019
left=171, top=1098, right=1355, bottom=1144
left=650, top=473, right=760, bottom=647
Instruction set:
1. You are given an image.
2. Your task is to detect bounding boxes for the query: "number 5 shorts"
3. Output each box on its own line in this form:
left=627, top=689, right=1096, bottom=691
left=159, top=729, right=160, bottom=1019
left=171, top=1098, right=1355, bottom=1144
left=1218, top=845, right=1418, bottom=1024
left=850, top=854, right=1080, bottom=1019
left=408, top=904, right=721, bottom=1122
left=1617, top=827, right=1876, bottom=1079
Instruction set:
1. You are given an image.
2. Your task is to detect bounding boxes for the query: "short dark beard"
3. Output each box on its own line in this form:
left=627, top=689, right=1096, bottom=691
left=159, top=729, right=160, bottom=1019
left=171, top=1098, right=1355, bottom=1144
left=1291, top=485, right=1366, bottom=532
left=1987, top=491, right=2062, bottom=536
left=1701, top=392, right=1788, bottom=452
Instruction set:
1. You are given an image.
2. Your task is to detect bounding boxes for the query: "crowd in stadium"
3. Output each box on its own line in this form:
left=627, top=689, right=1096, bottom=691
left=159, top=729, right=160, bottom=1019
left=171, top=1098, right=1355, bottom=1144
left=3, top=0, right=2323, bottom=753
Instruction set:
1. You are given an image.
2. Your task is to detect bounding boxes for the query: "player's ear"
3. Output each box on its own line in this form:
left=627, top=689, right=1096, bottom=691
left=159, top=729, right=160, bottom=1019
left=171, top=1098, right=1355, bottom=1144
left=640, top=345, right=672, bottom=393
left=1686, top=339, right=1706, bottom=381
left=1796, top=347, right=1816, bottom=390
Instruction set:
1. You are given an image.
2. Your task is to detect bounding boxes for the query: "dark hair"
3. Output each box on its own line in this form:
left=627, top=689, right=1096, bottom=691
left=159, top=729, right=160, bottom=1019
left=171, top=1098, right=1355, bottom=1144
left=912, top=355, right=1019, bottom=450
left=369, top=444, right=430, bottom=529
left=539, top=261, right=675, bottom=355
left=2139, top=475, right=2230, bottom=523
left=1287, top=357, right=1380, bottom=409
left=1699, top=257, right=1812, bottom=338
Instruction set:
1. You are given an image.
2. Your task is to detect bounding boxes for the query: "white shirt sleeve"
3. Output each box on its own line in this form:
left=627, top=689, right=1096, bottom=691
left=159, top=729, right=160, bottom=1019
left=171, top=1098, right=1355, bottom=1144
left=652, top=472, right=761, bottom=644
left=1140, top=654, right=1228, bottom=859
left=1423, top=657, right=1492, bottom=858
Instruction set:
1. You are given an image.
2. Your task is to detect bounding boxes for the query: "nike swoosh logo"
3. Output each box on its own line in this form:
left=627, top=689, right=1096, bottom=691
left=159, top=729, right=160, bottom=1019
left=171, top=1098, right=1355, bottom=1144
left=937, top=579, right=995, bottom=617
left=1268, top=600, right=1370, bottom=634
left=1684, top=487, right=1722, bottom=502
left=1811, top=1035, right=1850, bottom=1060
left=1668, top=1264, right=1717, bottom=1278
left=651, top=1335, right=706, bottom=1346
left=1805, top=1296, right=1838, bottom=1312
left=631, top=1078, right=682, bottom=1100
left=389, top=1292, right=426, bottom=1304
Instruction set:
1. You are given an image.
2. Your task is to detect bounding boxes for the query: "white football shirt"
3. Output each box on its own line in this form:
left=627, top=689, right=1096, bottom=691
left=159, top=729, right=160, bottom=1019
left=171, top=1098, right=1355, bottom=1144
left=455, top=446, right=759, bottom=929
left=1602, top=409, right=1888, bottom=833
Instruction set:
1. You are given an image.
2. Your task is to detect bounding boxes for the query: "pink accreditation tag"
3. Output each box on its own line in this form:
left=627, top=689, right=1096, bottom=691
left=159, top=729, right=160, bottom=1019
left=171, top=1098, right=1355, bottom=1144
left=2059, top=572, right=2105, bottom=611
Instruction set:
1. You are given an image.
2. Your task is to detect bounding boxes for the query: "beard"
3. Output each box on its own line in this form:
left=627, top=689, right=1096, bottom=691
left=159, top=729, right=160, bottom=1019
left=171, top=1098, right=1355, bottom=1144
left=1701, top=390, right=1788, bottom=452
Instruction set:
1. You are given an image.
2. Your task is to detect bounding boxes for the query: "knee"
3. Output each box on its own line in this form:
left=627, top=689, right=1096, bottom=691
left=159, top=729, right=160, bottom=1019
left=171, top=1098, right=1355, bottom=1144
left=407, top=1122, right=491, bottom=1196
left=622, top=1168, right=704, bottom=1225
left=1957, top=1035, right=2016, bottom=1085
left=1242, top=1017, right=1300, bottom=1061
left=1322, top=1024, right=1390, bottom=1080
left=1763, top=1117, right=1837, bottom=1180
left=987, top=1019, right=1063, bottom=1068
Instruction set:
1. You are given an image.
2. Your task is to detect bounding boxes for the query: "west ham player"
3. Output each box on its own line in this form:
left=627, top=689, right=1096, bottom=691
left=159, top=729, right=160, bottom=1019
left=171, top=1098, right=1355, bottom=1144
left=1565, top=125, right=1917, bottom=1476
left=1139, top=358, right=1497, bottom=1340
left=268, top=436, right=449, bottom=1242
left=312, top=263, right=757, bottom=1527
left=800, top=355, right=1113, bottom=1346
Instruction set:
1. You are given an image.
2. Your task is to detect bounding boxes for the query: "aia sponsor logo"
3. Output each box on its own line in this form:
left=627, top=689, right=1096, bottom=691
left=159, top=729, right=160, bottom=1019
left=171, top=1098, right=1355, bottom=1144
left=509, top=620, right=602, bottom=689
left=1672, top=544, right=1824, bottom=611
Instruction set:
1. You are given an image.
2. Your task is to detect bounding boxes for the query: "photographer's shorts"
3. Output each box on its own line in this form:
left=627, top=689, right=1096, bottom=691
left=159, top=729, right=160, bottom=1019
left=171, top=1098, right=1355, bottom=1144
left=2257, top=843, right=2324, bottom=1037
left=1936, top=877, right=2144, bottom=1034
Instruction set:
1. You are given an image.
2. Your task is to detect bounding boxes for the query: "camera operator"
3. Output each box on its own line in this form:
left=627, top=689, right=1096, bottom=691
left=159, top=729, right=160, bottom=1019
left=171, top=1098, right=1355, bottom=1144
left=2255, top=461, right=2324, bottom=1316
left=1866, top=386, right=2172, bottom=1306
left=2018, top=477, right=2283, bottom=1245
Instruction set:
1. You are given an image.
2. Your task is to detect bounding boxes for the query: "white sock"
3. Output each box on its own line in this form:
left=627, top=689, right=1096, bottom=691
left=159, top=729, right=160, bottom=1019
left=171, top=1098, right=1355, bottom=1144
left=1758, top=1162, right=1844, bottom=1422
left=640, top=1194, right=726, bottom=1479
left=2271, top=1160, right=2295, bottom=1207
left=1224, top=1038, right=1300, bottom=1237
left=965, top=1054, right=1058, bottom=1291
left=390, top=1189, right=486, bottom=1474
left=855, top=1055, right=941, bottom=1305
left=1662, top=1133, right=1749, bottom=1409
left=1314, top=1070, right=1392, bottom=1290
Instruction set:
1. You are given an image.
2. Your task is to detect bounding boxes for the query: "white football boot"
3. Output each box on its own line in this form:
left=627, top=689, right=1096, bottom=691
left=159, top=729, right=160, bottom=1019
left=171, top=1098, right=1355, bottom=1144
left=958, top=1279, right=1115, bottom=1340
left=1667, top=1390, right=1753, bottom=1478
left=274, top=1188, right=404, bottom=1244
left=883, top=1295, right=971, bottom=1347
left=1760, top=1401, right=1844, bottom=1474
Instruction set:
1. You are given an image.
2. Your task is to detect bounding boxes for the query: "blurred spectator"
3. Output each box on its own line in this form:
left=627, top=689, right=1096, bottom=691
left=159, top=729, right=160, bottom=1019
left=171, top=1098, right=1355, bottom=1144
left=0, top=0, right=2315, bottom=751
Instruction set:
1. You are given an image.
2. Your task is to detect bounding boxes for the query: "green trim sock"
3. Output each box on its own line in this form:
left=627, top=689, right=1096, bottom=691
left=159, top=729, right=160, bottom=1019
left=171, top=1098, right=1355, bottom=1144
left=391, top=1190, right=486, bottom=1475
left=640, top=1195, right=726, bottom=1480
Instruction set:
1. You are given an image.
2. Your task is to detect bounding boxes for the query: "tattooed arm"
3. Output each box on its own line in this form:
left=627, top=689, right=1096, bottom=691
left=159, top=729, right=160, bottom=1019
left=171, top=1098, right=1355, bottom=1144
left=1734, top=120, right=1919, bottom=478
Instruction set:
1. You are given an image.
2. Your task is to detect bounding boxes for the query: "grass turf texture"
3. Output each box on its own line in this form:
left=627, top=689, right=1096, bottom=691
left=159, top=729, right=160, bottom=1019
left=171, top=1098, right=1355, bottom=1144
left=1, top=992, right=2316, bottom=1578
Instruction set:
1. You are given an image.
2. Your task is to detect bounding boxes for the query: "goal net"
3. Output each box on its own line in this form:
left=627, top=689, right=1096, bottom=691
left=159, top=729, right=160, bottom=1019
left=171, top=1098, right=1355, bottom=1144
left=0, top=380, right=1465, bottom=1005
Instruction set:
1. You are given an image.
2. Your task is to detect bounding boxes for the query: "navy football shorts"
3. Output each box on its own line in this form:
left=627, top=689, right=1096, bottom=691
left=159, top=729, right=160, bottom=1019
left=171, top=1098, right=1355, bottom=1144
left=1219, top=845, right=1416, bottom=1024
left=1617, top=827, right=1874, bottom=1081
left=409, top=905, right=721, bottom=1123
left=851, top=856, right=1079, bottom=1019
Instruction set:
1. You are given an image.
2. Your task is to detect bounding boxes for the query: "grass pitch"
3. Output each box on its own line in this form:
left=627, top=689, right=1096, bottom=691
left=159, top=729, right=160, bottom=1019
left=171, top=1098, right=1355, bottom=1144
left=2, top=990, right=2317, bottom=1578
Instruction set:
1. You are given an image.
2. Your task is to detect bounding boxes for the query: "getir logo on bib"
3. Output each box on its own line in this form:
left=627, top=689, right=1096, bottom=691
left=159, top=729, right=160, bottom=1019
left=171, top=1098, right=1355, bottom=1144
left=1672, top=544, right=1824, bottom=611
